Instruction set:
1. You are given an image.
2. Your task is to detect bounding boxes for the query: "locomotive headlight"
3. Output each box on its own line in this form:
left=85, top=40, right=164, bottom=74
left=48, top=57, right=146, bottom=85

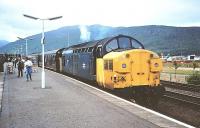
left=154, top=63, right=159, bottom=67
left=125, top=54, right=130, bottom=58
left=113, top=74, right=117, bottom=82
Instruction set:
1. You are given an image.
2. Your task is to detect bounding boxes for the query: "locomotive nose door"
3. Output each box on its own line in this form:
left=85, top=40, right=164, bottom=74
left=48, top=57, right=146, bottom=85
left=131, top=51, right=149, bottom=85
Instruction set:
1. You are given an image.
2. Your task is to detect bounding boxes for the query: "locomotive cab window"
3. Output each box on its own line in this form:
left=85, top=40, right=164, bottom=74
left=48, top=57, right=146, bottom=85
left=131, top=39, right=143, bottom=49
left=118, top=37, right=131, bottom=49
left=106, top=39, right=118, bottom=52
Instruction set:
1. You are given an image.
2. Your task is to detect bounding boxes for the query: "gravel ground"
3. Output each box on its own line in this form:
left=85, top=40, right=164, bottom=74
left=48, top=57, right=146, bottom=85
left=157, top=98, right=200, bottom=127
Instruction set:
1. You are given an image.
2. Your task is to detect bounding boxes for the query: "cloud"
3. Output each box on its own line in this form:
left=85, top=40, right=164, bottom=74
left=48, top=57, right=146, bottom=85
left=0, top=0, right=200, bottom=42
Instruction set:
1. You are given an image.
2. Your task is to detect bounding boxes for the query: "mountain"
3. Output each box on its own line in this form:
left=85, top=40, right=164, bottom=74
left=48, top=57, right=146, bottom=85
left=0, top=40, right=9, bottom=48
left=0, top=25, right=200, bottom=56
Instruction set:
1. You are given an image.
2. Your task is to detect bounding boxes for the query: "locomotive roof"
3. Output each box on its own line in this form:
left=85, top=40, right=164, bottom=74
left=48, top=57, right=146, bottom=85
left=63, top=34, right=142, bottom=51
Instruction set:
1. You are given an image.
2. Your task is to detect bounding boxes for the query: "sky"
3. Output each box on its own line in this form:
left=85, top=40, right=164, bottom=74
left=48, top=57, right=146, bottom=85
left=0, top=0, right=200, bottom=42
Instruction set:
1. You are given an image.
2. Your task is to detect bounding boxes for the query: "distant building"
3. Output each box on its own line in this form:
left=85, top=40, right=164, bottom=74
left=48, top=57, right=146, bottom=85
left=162, top=54, right=200, bottom=62
left=187, top=55, right=195, bottom=60
left=166, top=56, right=186, bottom=62
left=187, top=55, right=200, bottom=61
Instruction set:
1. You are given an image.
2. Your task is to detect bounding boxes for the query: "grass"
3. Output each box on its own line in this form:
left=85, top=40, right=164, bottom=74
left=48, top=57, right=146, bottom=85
left=162, top=67, right=194, bottom=75
left=164, top=61, right=200, bottom=68
left=163, top=61, right=200, bottom=75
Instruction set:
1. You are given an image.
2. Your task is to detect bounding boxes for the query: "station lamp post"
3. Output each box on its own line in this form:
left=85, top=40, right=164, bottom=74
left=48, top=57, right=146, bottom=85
left=20, top=45, right=23, bottom=58
left=23, top=14, right=62, bottom=89
left=17, top=37, right=33, bottom=56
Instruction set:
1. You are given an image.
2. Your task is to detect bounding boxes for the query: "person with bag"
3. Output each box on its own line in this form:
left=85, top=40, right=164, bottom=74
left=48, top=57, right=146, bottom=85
left=24, top=57, right=33, bottom=81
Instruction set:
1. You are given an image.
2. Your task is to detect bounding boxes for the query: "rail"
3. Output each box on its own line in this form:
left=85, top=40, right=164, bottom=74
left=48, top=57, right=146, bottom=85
left=163, top=91, right=200, bottom=108
left=161, top=80, right=200, bottom=92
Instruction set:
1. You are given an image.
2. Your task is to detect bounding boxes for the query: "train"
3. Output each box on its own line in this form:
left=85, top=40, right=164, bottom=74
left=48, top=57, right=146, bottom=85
left=37, top=34, right=165, bottom=106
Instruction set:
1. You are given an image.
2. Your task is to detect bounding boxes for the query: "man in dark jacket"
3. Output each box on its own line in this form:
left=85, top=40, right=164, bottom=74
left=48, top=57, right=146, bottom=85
left=17, top=58, right=24, bottom=77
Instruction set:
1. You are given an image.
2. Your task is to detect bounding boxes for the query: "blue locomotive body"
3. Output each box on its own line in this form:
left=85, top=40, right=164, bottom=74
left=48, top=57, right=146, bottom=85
left=62, top=48, right=95, bottom=80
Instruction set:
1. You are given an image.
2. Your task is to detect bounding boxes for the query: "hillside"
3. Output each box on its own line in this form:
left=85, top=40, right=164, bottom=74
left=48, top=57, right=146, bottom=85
left=0, top=40, right=9, bottom=48
left=0, top=25, right=200, bottom=56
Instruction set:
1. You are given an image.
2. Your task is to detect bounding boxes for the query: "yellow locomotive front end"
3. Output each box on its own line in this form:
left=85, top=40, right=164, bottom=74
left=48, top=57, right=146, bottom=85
left=98, top=49, right=162, bottom=89
left=96, top=35, right=165, bottom=105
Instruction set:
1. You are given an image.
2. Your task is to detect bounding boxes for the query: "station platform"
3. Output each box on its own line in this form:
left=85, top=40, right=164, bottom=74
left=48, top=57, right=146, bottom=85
left=0, top=67, right=194, bottom=128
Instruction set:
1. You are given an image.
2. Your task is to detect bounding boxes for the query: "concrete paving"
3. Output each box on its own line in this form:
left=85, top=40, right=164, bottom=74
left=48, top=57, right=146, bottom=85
left=0, top=63, right=7, bottom=113
left=0, top=68, right=189, bottom=128
left=0, top=72, right=4, bottom=113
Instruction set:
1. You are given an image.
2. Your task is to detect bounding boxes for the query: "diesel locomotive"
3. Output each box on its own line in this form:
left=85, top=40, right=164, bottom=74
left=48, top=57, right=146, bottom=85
left=38, top=35, right=165, bottom=105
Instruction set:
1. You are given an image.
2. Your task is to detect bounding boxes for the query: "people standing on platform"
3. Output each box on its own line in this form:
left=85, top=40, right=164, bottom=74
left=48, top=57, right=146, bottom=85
left=12, top=57, right=15, bottom=66
left=17, top=57, right=24, bottom=77
left=24, top=57, right=33, bottom=81
left=14, top=58, right=18, bottom=68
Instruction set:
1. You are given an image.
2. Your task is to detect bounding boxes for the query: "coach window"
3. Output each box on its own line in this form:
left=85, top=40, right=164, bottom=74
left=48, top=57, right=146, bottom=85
left=53, top=55, right=55, bottom=64
left=106, top=39, right=118, bottom=52
left=62, top=56, right=65, bottom=66
left=87, top=48, right=89, bottom=52
left=44, top=56, right=47, bottom=64
left=85, top=48, right=88, bottom=52
left=81, top=48, right=84, bottom=52
left=118, top=37, right=131, bottom=49
left=83, top=48, right=87, bottom=52
left=88, top=47, right=93, bottom=52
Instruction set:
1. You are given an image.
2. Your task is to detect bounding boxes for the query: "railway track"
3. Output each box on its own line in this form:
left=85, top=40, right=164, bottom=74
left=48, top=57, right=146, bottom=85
left=163, top=91, right=200, bottom=108
left=161, top=80, right=200, bottom=93
left=161, top=80, right=200, bottom=109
